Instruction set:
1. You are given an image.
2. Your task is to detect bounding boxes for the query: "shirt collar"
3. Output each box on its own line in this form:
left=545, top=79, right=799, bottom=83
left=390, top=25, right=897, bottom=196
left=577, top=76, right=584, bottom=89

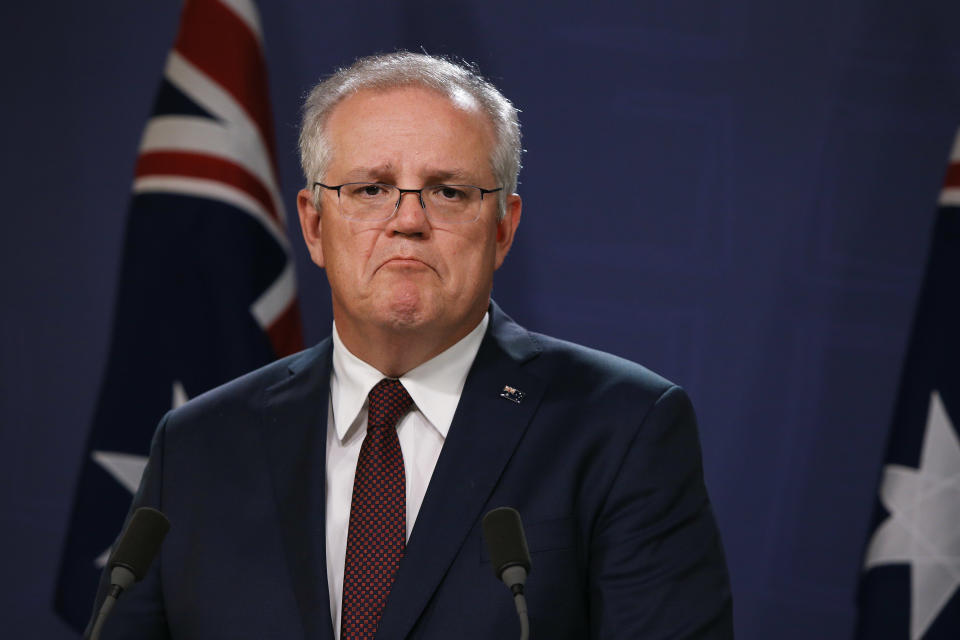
left=330, top=312, right=489, bottom=442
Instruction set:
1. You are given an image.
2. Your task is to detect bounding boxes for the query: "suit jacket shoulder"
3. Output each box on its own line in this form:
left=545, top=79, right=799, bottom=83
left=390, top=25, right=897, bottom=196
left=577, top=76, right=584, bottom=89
left=161, top=340, right=331, bottom=442
left=530, top=329, right=677, bottom=401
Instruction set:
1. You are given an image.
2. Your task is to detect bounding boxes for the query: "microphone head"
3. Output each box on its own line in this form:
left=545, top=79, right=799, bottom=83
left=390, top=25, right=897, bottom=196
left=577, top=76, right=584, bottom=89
left=482, top=507, right=532, bottom=581
left=108, top=507, right=171, bottom=582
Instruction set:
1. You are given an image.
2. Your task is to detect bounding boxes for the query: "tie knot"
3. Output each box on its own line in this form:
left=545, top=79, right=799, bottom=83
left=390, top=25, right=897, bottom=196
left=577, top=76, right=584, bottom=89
left=367, top=378, right=413, bottom=431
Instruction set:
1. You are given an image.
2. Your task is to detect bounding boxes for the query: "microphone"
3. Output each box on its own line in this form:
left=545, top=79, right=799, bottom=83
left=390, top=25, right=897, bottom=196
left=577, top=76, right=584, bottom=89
left=482, top=507, right=532, bottom=640
left=85, top=507, right=171, bottom=640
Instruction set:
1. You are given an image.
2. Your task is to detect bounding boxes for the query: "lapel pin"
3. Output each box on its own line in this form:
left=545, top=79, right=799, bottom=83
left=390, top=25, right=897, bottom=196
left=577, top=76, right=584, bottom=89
left=500, top=385, right=525, bottom=404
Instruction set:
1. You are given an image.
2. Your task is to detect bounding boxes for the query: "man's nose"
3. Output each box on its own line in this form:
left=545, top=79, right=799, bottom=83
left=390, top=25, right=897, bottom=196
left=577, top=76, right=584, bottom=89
left=388, top=190, right=431, bottom=235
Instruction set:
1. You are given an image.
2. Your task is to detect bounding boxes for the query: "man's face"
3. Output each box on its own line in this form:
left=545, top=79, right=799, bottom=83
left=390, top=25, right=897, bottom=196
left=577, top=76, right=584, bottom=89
left=297, top=87, right=521, bottom=352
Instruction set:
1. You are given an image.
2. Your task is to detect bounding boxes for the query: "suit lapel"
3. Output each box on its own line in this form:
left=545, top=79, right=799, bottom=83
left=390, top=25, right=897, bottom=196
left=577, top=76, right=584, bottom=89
left=258, top=341, right=336, bottom=640
left=376, top=304, right=545, bottom=640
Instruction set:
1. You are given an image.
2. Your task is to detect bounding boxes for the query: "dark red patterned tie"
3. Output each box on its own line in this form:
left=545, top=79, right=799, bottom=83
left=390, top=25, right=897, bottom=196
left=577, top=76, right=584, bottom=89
left=341, top=378, right=413, bottom=639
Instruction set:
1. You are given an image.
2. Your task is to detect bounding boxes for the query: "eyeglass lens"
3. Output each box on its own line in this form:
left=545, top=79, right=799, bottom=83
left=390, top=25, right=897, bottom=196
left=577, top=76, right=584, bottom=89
left=337, top=183, right=485, bottom=223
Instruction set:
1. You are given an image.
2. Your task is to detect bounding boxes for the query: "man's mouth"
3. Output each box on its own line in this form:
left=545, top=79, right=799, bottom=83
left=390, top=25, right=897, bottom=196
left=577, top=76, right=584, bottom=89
left=379, top=256, right=435, bottom=273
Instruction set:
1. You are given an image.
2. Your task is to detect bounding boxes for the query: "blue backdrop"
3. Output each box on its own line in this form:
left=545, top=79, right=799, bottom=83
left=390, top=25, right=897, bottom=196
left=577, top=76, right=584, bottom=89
left=3, top=1, right=960, bottom=637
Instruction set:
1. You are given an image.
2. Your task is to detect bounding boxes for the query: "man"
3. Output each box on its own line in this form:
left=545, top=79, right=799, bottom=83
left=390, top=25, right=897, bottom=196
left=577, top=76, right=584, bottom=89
left=91, top=52, right=733, bottom=639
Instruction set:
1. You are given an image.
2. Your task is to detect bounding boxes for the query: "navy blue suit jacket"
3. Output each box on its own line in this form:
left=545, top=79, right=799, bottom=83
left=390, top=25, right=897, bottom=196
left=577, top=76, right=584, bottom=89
left=94, top=303, right=733, bottom=638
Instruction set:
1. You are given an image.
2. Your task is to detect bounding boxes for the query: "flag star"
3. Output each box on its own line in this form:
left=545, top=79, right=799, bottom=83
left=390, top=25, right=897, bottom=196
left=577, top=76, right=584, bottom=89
left=91, top=450, right=148, bottom=495
left=865, top=390, right=960, bottom=640
left=90, top=380, right=188, bottom=567
left=90, top=450, right=149, bottom=568
left=172, top=379, right=188, bottom=409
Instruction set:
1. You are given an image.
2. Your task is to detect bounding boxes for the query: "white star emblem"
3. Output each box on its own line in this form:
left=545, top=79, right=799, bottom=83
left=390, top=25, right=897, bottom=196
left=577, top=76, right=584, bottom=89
left=90, top=380, right=188, bottom=567
left=864, top=390, right=960, bottom=639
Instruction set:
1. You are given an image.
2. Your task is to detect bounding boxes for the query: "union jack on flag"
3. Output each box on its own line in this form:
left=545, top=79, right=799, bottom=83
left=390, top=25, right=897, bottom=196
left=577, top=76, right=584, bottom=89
left=54, top=0, right=303, bottom=630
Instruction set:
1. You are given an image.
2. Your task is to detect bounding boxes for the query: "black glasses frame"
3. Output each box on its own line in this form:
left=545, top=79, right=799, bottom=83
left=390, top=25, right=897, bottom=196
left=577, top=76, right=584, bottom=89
left=313, top=181, right=503, bottom=221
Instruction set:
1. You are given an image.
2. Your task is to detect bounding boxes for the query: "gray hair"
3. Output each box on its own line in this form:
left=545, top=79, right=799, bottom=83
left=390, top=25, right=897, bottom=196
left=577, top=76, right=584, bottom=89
left=298, top=52, right=521, bottom=219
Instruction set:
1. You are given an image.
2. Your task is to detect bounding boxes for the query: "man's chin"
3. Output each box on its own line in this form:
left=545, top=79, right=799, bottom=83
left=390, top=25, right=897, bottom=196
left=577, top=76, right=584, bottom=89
left=374, top=289, right=434, bottom=331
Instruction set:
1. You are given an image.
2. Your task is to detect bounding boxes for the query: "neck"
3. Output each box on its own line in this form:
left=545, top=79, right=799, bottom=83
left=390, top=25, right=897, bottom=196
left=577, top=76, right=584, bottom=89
left=333, top=308, right=487, bottom=377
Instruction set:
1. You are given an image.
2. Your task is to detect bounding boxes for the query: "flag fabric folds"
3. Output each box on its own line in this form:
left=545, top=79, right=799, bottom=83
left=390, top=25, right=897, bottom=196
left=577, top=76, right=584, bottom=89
left=54, top=0, right=303, bottom=630
left=854, top=130, right=960, bottom=639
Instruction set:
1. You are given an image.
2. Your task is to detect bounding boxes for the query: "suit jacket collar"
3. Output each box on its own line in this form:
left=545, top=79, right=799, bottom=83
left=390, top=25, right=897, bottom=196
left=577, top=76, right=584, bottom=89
left=258, top=302, right=543, bottom=640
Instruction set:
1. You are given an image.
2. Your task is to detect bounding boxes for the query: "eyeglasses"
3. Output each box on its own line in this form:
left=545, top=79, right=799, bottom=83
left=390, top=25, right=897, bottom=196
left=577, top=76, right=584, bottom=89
left=314, top=182, right=502, bottom=224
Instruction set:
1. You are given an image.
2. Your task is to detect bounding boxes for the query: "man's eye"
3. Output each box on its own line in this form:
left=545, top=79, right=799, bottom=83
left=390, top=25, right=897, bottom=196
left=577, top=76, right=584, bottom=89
left=348, top=184, right=388, bottom=198
left=435, top=186, right=466, bottom=200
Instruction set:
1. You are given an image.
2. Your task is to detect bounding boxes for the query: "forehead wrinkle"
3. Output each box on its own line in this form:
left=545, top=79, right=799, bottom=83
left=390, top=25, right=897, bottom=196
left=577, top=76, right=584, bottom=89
left=340, top=163, right=397, bottom=182
left=419, top=167, right=475, bottom=184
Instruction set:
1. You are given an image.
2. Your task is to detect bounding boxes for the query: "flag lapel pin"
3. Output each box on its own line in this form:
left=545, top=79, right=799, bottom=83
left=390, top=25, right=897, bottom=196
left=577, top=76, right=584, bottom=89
left=500, top=385, right=525, bottom=404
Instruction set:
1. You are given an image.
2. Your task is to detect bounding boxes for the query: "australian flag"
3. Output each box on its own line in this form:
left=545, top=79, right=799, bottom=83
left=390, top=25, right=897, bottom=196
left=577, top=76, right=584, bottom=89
left=54, top=0, right=303, bottom=631
left=854, top=130, right=960, bottom=639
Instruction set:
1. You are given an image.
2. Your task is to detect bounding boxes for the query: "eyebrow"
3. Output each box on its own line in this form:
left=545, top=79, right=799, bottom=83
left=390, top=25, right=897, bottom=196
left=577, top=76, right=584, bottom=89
left=339, top=165, right=477, bottom=185
left=421, top=168, right=473, bottom=183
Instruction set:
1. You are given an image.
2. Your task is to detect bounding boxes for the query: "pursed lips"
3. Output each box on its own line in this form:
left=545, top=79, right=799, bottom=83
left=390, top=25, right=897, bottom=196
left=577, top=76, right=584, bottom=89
left=376, top=255, right=437, bottom=274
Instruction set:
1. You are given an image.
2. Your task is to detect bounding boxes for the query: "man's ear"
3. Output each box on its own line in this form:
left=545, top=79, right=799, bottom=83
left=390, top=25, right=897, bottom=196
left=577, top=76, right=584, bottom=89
left=494, top=193, right=522, bottom=270
left=297, top=188, right=325, bottom=268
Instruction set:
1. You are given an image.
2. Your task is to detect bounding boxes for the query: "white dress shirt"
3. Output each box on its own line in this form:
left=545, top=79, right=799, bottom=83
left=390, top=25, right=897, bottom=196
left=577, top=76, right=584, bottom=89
left=325, top=313, right=489, bottom=636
